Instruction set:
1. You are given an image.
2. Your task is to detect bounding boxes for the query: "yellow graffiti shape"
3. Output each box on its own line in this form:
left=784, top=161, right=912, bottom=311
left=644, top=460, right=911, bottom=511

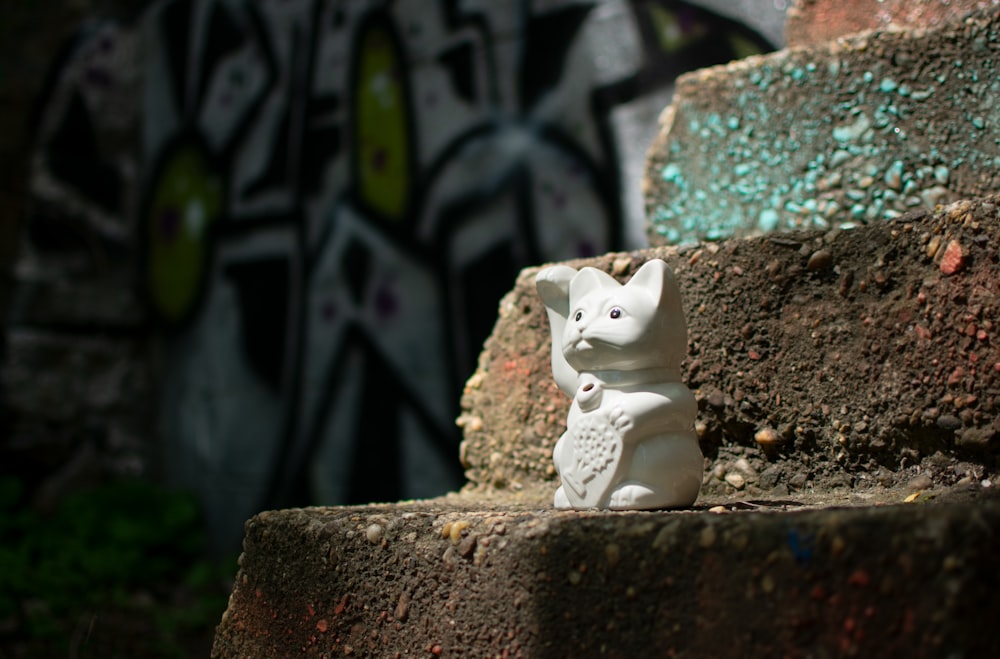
left=354, top=23, right=411, bottom=221
left=649, top=5, right=707, bottom=53
left=147, top=144, right=222, bottom=323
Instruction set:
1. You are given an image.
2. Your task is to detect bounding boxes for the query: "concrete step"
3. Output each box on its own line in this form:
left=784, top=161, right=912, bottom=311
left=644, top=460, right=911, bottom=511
left=459, top=195, right=1000, bottom=502
left=212, top=487, right=1000, bottom=657
left=644, top=5, right=1000, bottom=245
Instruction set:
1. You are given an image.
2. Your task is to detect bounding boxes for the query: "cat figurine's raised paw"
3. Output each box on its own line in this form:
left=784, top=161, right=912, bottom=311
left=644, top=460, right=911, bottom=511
left=536, top=259, right=702, bottom=510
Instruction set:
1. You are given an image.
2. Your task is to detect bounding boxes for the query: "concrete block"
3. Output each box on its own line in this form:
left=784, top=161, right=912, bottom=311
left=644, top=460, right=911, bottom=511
left=786, top=0, right=1000, bottom=47
left=644, top=6, right=1000, bottom=245
left=459, top=195, right=1000, bottom=499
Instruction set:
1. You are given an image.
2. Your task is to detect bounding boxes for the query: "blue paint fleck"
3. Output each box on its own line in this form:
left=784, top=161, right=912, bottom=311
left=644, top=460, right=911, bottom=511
left=934, top=166, right=950, bottom=185
left=830, top=150, right=851, bottom=167
left=662, top=163, right=683, bottom=184
left=787, top=529, right=814, bottom=565
left=758, top=209, right=779, bottom=232
left=833, top=113, right=871, bottom=142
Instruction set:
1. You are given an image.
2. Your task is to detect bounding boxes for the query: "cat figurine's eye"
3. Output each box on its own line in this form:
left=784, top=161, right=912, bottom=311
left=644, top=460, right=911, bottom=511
left=574, top=311, right=583, bottom=321
left=609, top=307, right=621, bottom=319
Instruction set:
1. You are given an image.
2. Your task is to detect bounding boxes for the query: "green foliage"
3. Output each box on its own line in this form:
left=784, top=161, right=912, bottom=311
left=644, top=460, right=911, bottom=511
left=0, top=477, right=235, bottom=656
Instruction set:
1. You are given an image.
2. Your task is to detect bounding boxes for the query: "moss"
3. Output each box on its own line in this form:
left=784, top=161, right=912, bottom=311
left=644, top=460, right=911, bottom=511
left=0, top=477, right=234, bottom=657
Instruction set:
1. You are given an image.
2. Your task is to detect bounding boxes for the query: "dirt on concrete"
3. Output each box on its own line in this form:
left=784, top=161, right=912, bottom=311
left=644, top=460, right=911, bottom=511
left=458, top=195, right=1000, bottom=503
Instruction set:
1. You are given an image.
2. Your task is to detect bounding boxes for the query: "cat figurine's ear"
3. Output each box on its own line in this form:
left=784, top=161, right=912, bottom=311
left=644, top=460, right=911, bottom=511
left=568, top=266, right=619, bottom=301
left=626, top=259, right=668, bottom=300
left=535, top=265, right=578, bottom=396
left=626, top=259, right=687, bottom=368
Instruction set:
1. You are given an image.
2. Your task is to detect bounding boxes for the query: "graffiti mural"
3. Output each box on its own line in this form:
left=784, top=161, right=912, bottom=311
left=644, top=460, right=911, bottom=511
left=22, top=0, right=774, bottom=550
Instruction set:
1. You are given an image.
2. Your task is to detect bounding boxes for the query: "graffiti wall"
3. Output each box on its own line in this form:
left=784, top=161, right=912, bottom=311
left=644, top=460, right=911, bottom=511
left=19, top=0, right=775, bottom=551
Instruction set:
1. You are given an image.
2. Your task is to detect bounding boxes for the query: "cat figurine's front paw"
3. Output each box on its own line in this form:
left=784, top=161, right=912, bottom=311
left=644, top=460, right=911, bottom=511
left=553, top=485, right=571, bottom=508
left=608, top=483, right=655, bottom=510
left=608, top=404, right=633, bottom=434
left=609, top=481, right=694, bottom=510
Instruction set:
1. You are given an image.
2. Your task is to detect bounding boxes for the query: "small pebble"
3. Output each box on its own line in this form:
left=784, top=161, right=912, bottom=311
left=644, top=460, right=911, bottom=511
left=939, top=240, right=964, bottom=275
left=788, top=473, right=808, bottom=490
left=936, top=414, right=962, bottom=430
left=365, top=524, right=383, bottom=544
left=457, top=534, right=477, bottom=558
left=699, top=525, right=717, bottom=548
left=724, top=472, right=746, bottom=489
left=395, top=592, right=411, bottom=622
left=907, top=473, right=933, bottom=490
left=449, top=520, right=470, bottom=543
left=925, top=234, right=942, bottom=258
left=734, top=457, right=756, bottom=477
left=754, top=427, right=782, bottom=449
left=605, top=543, right=621, bottom=566
left=807, top=249, right=833, bottom=271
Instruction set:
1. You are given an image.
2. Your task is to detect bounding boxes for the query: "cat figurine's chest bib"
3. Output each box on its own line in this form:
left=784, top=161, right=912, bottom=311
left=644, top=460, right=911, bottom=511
left=561, top=411, right=623, bottom=507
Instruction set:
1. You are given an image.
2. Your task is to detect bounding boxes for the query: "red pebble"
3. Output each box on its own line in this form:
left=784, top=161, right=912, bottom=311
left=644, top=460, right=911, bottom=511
left=939, top=240, right=964, bottom=275
left=847, top=569, right=871, bottom=587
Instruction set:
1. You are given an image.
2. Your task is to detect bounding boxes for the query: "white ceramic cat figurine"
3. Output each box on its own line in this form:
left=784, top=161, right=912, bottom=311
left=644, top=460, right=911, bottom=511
left=535, top=259, right=702, bottom=510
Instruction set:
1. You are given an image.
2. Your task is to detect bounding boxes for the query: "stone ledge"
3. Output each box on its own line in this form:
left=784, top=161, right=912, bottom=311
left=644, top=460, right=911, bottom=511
left=213, top=486, right=1000, bottom=657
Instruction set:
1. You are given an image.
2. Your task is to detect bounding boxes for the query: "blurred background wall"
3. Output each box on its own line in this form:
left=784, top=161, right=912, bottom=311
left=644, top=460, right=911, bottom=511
left=1, top=0, right=783, bottom=553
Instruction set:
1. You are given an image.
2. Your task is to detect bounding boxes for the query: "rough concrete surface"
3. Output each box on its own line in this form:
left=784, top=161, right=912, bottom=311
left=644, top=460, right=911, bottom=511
left=644, top=6, right=1000, bottom=245
left=213, top=487, right=1000, bottom=657
left=459, top=196, right=1000, bottom=500
left=786, top=0, right=1000, bottom=47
